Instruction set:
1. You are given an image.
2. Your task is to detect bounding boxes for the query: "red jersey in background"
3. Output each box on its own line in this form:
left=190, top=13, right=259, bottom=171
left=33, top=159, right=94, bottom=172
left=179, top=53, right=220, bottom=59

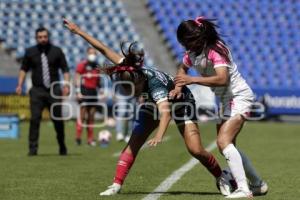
left=76, top=60, right=99, bottom=89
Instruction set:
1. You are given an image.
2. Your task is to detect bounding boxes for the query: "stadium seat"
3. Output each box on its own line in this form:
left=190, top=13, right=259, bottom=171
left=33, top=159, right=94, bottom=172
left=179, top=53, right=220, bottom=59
left=0, top=0, right=154, bottom=70
left=146, top=0, right=300, bottom=91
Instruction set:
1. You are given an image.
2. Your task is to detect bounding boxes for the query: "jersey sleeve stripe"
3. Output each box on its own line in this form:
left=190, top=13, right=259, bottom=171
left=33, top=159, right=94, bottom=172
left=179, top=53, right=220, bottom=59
left=214, top=64, right=230, bottom=68
left=156, top=97, right=168, bottom=104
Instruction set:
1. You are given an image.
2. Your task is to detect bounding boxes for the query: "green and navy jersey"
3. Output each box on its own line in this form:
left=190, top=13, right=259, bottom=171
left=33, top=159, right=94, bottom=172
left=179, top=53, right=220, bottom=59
left=141, top=67, right=194, bottom=104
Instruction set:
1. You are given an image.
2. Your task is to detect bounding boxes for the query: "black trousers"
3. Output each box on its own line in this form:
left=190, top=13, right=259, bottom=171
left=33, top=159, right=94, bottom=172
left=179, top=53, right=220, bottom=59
left=29, top=86, right=65, bottom=151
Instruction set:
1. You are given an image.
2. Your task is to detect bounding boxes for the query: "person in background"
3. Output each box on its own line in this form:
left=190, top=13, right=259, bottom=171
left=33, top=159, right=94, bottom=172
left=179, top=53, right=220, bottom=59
left=16, top=27, right=70, bottom=156
left=114, top=88, right=134, bottom=142
left=75, top=47, right=100, bottom=146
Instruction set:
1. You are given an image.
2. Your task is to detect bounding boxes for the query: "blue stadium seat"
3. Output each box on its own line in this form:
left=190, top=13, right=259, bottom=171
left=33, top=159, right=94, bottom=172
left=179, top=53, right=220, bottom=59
left=146, top=0, right=300, bottom=90
left=0, top=0, right=154, bottom=69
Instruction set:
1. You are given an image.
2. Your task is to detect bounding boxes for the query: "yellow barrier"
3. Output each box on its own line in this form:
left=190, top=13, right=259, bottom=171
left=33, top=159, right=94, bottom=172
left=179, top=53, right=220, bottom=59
left=0, top=95, right=50, bottom=120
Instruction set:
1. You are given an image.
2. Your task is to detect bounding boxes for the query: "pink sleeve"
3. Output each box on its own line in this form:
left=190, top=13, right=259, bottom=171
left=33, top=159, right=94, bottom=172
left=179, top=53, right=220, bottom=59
left=208, top=50, right=229, bottom=68
left=182, top=53, right=192, bottom=67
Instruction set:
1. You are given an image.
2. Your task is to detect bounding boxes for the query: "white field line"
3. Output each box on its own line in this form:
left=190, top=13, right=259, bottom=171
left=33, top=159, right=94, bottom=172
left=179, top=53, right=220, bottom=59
left=142, top=141, right=217, bottom=200
left=112, top=136, right=172, bottom=157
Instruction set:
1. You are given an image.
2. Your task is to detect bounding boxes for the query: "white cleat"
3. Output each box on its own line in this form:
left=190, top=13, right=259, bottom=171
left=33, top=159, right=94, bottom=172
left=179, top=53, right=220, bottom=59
left=225, top=189, right=253, bottom=199
left=216, top=172, right=232, bottom=196
left=99, top=183, right=121, bottom=196
left=87, top=141, right=97, bottom=147
left=124, top=135, right=130, bottom=143
left=250, top=181, right=268, bottom=196
left=116, top=133, right=125, bottom=141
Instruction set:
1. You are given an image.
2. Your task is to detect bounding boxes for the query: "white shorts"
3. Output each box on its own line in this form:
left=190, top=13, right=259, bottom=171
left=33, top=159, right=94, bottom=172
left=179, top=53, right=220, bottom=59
left=220, top=95, right=254, bottom=118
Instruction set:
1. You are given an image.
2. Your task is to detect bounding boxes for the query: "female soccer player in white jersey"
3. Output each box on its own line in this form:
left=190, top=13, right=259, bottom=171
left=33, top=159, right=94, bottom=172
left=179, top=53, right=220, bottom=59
left=171, top=17, right=268, bottom=198
left=63, top=18, right=233, bottom=196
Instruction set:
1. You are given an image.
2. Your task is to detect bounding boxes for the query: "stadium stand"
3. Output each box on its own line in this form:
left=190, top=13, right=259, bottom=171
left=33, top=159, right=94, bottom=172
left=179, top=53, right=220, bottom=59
left=146, top=0, right=300, bottom=90
left=0, top=0, right=155, bottom=120
left=0, top=47, right=19, bottom=77
left=0, top=0, right=154, bottom=72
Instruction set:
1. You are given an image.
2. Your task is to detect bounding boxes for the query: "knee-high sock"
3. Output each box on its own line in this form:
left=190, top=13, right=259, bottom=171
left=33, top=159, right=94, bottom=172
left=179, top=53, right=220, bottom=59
left=200, top=153, right=222, bottom=178
left=113, top=152, right=135, bottom=185
left=223, top=144, right=249, bottom=191
left=238, top=149, right=262, bottom=186
left=87, top=121, right=94, bottom=143
left=76, top=120, right=82, bottom=139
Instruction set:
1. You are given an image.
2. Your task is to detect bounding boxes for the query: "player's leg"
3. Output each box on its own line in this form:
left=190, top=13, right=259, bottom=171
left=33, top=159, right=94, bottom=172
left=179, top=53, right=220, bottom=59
left=174, top=102, right=222, bottom=178
left=177, top=122, right=222, bottom=178
left=87, top=106, right=96, bottom=145
left=100, top=110, right=159, bottom=196
left=237, top=149, right=268, bottom=196
left=76, top=105, right=86, bottom=145
left=115, top=98, right=128, bottom=141
left=173, top=103, right=232, bottom=196
left=176, top=121, right=233, bottom=195
left=217, top=116, right=252, bottom=198
left=231, top=123, right=268, bottom=196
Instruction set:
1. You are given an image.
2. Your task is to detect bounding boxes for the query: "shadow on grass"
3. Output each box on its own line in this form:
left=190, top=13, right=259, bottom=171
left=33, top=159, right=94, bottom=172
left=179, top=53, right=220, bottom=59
left=121, top=191, right=220, bottom=196
left=29, top=153, right=82, bottom=157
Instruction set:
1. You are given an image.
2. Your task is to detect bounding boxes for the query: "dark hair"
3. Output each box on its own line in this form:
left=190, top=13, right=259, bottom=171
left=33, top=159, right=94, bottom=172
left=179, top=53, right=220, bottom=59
left=35, top=27, right=49, bottom=36
left=110, top=68, right=146, bottom=97
left=99, top=42, right=146, bottom=91
left=120, top=41, right=145, bottom=67
left=177, top=19, right=230, bottom=63
left=111, top=70, right=145, bottom=84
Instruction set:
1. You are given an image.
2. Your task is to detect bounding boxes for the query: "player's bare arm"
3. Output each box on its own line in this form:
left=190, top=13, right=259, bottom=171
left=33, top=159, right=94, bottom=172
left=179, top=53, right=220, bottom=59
left=175, top=66, right=229, bottom=87
left=147, top=100, right=172, bottom=147
left=169, top=63, right=188, bottom=99
left=63, top=18, right=123, bottom=64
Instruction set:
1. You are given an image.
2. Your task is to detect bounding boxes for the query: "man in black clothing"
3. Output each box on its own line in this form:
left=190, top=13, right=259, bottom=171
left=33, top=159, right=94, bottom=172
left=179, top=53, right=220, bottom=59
left=16, top=27, right=70, bottom=156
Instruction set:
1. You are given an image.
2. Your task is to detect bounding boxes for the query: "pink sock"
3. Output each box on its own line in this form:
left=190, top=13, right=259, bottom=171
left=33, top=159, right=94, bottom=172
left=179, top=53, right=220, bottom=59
left=87, top=122, right=94, bottom=143
left=76, top=120, right=82, bottom=139
left=206, top=154, right=222, bottom=178
left=113, top=152, right=135, bottom=185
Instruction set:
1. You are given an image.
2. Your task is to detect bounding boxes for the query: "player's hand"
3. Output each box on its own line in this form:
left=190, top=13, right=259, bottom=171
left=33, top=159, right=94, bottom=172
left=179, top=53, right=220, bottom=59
left=62, top=85, right=70, bottom=96
left=147, top=136, right=162, bottom=147
left=174, top=74, right=194, bottom=87
left=63, top=18, right=81, bottom=34
left=76, top=92, right=83, bottom=100
left=15, top=85, right=22, bottom=95
left=169, top=86, right=183, bottom=99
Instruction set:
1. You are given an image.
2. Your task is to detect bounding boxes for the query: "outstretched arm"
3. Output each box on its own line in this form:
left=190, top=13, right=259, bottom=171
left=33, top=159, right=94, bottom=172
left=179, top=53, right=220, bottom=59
left=63, top=18, right=123, bottom=64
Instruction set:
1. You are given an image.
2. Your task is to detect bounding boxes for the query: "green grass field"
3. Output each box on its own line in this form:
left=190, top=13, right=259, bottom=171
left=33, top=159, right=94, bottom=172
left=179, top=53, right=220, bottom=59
left=0, top=121, right=299, bottom=200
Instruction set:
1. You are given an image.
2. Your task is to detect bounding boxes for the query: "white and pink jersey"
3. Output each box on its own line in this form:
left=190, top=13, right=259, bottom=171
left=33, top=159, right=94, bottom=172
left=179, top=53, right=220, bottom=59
left=183, top=45, right=254, bottom=102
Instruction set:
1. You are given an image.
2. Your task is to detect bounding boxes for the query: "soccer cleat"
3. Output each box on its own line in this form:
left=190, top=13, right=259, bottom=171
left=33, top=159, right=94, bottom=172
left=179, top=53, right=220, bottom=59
left=100, top=183, right=121, bottom=196
left=225, top=189, right=253, bottom=199
left=87, top=141, right=97, bottom=147
left=116, top=133, right=125, bottom=141
left=250, top=181, right=268, bottom=196
left=216, top=171, right=232, bottom=196
left=124, top=135, right=130, bottom=143
left=75, top=138, right=81, bottom=146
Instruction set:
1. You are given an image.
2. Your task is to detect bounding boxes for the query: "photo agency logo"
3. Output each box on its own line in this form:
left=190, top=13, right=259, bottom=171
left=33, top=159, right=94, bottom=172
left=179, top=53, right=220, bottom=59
left=49, top=79, right=266, bottom=125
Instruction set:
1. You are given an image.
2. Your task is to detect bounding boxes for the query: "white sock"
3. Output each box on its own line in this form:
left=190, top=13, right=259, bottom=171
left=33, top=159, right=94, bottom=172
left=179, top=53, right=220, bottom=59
left=222, top=144, right=249, bottom=191
left=238, top=149, right=262, bottom=186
